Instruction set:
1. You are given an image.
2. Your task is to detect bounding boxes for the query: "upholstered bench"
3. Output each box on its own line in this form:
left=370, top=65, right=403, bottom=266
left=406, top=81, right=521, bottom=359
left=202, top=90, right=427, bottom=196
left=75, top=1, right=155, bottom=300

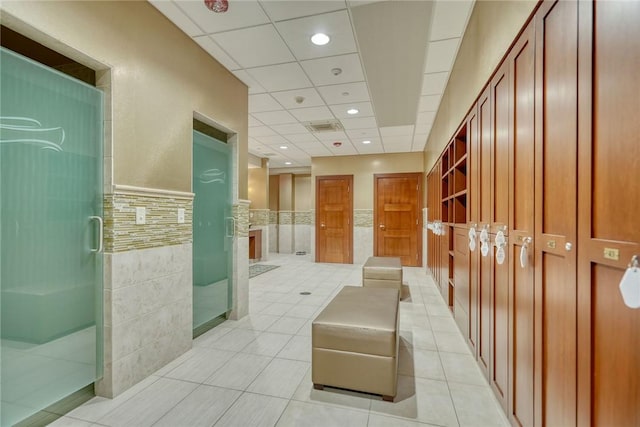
left=362, top=256, right=403, bottom=290
left=312, top=286, right=400, bottom=401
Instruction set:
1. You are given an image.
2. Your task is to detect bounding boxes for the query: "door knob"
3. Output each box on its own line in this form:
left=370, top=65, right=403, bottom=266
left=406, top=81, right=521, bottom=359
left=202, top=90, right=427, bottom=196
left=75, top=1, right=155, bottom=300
left=565, top=242, right=573, bottom=251
left=379, top=224, right=386, bottom=230
left=320, top=223, right=326, bottom=228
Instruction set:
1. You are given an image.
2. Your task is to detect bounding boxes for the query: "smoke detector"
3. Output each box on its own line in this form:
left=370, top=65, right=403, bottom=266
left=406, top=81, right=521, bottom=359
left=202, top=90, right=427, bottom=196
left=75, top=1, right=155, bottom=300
left=331, top=67, right=342, bottom=76
left=333, top=141, right=342, bottom=147
left=294, top=96, right=305, bottom=104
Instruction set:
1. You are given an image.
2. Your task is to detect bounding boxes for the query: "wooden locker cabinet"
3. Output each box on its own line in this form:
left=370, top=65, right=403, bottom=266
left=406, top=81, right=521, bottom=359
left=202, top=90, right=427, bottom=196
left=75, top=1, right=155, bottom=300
left=576, top=1, right=640, bottom=426
left=467, top=103, right=480, bottom=357
left=507, top=20, right=536, bottom=427
left=534, top=1, right=579, bottom=425
left=490, top=60, right=511, bottom=413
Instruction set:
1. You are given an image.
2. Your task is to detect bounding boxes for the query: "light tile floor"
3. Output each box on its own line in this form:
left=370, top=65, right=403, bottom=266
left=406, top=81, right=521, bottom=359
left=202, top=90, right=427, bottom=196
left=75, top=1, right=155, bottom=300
left=53, top=254, right=509, bottom=427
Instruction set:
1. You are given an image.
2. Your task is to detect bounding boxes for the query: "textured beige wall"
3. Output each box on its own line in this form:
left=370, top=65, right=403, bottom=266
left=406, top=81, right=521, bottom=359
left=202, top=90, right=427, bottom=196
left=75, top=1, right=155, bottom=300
left=269, top=175, right=279, bottom=211
left=294, top=175, right=311, bottom=211
left=312, top=152, right=423, bottom=209
left=248, top=165, right=268, bottom=209
left=279, top=174, right=293, bottom=211
left=424, top=0, right=537, bottom=171
left=1, top=1, right=248, bottom=196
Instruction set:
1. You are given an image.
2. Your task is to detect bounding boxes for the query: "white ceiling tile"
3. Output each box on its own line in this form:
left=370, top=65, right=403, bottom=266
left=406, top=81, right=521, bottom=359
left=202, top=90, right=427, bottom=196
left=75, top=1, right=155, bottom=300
left=259, top=0, right=346, bottom=22
left=415, top=122, right=432, bottom=134
left=316, top=82, right=370, bottom=104
left=251, top=110, right=298, bottom=125
left=275, top=10, right=357, bottom=60
left=177, top=0, right=269, bottom=34
left=315, top=131, right=348, bottom=142
left=249, top=126, right=277, bottom=137
left=248, top=62, right=313, bottom=91
left=425, top=38, right=460, bottom=73
left=256, top=135, right=290, bottom=145
left=249, top=94, right=283, bottom=113
left=233, top=70, right=267, bottom=94
left=413, top=133, right=428, bottom=145
left=345, top=128, right=380, bottom=139
left=382, top=135, right=413, bottom=145
left=418, top=94, right=441, bottom=112
left=285, top=133, right=319, bottom=143
left=149, top=1, right=203, bottom=36
left=270, top=123, right=309, bottom=135
left=422, top=72, right=449, bottom=95
left=327, top=141, right=358, bottom=155
left=380, top=125, right=415, bottom=137
left=384, top=143, right=412, bottom=153
left=412, top=133, right=428, bottom=151
left=356, top=141, right=385, bottom=155
left=329, top=101, right=373, bottom=119
left=192, top=36, right=240, bottom=70
left=296, top=145, right=332, bottom=156
left=211, top=25, right=294, bottom=68
left=417, top=111, right=436, bottom=124
left=249, top=115, right=264, bottom=127
left=340, top=116, right=377, bottom=130
left=271, top=88, right=326, bottom=109
left=300, top=53, right=364, bottom=86
left=289, top=106, right=335, bottom=121
left=430, top=0, right=475, bottom=41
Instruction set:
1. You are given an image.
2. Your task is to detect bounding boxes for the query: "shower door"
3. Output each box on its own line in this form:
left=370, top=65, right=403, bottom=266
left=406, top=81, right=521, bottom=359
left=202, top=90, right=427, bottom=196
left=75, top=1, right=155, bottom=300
left=0, top=48, right=104, bottom=425
left=192, top=130, right=233, bottom=330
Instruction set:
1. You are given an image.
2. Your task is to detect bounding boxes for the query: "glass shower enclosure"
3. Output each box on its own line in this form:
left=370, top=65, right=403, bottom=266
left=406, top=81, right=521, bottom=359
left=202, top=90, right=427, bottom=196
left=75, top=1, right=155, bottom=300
left=0, top=48, right=104, bottom=425
left=192, top=130, right=233, bottom=332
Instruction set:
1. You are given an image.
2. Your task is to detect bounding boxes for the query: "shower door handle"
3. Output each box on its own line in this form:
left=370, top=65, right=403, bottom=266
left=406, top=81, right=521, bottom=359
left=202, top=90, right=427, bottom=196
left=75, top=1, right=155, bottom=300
left=225, top=217, right=236, bottom=237
left=89, top=216, right=103, bottom=253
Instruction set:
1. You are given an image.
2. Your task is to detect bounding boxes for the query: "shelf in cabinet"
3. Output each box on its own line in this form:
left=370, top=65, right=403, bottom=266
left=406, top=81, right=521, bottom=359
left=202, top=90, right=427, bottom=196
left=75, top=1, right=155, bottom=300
left=453, top=190, right=468, bottom=198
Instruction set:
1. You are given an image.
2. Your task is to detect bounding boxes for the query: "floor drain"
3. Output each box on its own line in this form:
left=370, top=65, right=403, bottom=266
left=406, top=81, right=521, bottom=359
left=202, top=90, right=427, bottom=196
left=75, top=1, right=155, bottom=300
left=300, top=291, right=312, bottom=295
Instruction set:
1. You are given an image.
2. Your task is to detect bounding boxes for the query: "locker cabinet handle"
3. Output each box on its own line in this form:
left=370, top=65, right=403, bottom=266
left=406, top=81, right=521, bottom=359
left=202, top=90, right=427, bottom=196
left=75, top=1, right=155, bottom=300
left=468, top=226, right=477, bottom=251
left=520, top=237, right=532, bottom=268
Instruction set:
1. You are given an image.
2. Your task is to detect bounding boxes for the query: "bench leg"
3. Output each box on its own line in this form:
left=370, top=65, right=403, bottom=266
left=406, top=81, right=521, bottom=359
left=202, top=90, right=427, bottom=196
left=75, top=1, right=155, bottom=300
left=382, top=395, right=394, bottom=402
left=313, top=384, right=324, bottom=390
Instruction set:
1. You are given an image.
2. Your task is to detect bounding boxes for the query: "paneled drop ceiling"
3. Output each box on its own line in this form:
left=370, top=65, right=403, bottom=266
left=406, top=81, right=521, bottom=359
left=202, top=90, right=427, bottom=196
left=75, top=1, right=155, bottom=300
left=150, top=0, right=475, bottom=168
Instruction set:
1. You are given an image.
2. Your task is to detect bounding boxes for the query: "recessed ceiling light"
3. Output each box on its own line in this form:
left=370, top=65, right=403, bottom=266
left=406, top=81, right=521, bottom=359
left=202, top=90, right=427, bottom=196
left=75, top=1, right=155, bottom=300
left=311, top=33, right=330, bottom=46
left=280, top=145, right=288, bottom=149
left=347, top=108, right=359, bottom=115
left=285, top=161, right=292, bottom=165
left=362, top=140, right=371, bottom=144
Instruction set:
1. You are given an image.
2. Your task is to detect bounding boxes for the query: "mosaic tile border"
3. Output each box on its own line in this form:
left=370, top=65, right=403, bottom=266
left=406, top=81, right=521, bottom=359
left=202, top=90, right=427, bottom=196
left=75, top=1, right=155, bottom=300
left=104, top=192, right=193, bottom=253
left=269, top=211, right=278, bottom=224
left=279, top=211, right=293, bottom=225
left=249, top=209, right=270, bottom=227
left=234, top=201, right=250, bottom=238
left=294, top=211, right=312, bottom=225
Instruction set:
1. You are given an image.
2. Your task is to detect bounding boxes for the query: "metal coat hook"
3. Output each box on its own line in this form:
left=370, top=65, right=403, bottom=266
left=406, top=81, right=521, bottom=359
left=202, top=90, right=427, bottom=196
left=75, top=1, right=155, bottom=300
left=629, top=255, right=639, bottom=270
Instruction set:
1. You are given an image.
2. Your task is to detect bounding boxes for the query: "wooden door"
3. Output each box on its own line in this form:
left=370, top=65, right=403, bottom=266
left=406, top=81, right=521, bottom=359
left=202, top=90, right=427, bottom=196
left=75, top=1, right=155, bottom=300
left=508, top=20, right=536, bottom=427
left=534, top=1, right=579, bottom=425
left=491, top=61, right=510, bottom=412
left=316, top=175, right=353, bottom=264
left=576, top=1, right=640, bottom=425
left=477, top=88, right=492, bottom=380
left=374, top=173, right=422, bottom=266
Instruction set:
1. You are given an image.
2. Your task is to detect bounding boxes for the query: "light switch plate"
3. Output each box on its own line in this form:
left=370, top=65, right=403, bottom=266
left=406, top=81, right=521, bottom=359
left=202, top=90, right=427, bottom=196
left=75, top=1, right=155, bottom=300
left=177, top=208, right=185, bottom=224
left=136, top=207, right=146, bottom=225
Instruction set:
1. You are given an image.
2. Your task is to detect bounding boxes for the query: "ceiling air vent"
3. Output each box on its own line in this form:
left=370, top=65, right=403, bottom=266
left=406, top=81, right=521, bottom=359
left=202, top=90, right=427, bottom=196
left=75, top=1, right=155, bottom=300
left=303, top=120, right=343, bottom=133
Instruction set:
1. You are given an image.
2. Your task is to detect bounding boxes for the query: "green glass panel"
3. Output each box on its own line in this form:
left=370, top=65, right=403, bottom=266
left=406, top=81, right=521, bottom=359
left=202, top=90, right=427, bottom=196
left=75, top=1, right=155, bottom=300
left=0, top=48, right=103, bottom=426
left=192, top=130, right=232, bottom=329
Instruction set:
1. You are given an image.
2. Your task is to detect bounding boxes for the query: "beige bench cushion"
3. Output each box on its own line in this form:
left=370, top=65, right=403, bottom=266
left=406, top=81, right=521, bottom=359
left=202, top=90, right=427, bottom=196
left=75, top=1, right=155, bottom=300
left=363, top=257, right=402, bottom=281
left=312, top=286, right=399, bottom=357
